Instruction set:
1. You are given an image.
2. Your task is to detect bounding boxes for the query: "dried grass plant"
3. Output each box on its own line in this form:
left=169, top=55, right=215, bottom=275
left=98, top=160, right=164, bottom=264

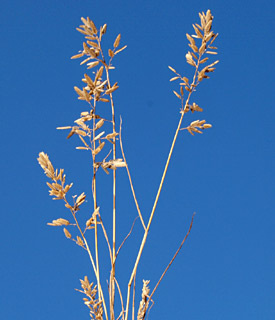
left=38, top=10, right=219, bottom=320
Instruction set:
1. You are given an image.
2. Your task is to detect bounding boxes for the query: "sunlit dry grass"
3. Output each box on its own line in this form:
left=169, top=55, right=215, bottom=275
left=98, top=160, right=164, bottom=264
left=38, top=9, right=219, bottom=320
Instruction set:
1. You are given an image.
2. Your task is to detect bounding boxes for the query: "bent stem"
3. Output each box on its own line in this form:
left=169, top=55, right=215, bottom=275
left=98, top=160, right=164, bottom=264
left=119, top=119, right=146, bottom=230
left=148, top=212, right=195, bottom=302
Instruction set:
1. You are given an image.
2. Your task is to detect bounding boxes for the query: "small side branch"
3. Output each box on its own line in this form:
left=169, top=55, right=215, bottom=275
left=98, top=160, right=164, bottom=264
left=116, top=216, right=138, bottom=259
left=119, top=119, right=146, bottom=230
left=148, top=213, right=195, bottom=302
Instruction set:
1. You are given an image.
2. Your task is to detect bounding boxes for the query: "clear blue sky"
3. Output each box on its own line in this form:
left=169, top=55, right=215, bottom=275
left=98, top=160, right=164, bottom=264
left=1, top=0, right=274, bottom=319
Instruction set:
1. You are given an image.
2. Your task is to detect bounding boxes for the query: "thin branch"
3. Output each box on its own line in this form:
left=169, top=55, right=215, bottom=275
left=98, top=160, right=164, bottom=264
left=132, top=274, right=136, bottom=320
left=115, top=277, right=125, bottom=320
left=119, top=118, right=146, bottom=230
left=125, top=42, right=206, bottom=320
left=125, top=109, right=185, bottom=320
left=97, top=213, right=113, bottom=264
left=148, top=213, right=195, bottom=302
left=104, top=63, right=117, bottom=320
left=116, top=216, right=138, bottom=259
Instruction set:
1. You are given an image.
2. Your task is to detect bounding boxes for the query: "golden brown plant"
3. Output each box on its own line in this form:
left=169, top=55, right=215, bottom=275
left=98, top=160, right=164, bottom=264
left=38, top=9, right=219, bottom=320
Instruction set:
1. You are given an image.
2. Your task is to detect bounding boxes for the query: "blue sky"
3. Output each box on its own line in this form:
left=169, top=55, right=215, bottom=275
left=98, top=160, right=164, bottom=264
left=1, top=0, right=274, bottom=319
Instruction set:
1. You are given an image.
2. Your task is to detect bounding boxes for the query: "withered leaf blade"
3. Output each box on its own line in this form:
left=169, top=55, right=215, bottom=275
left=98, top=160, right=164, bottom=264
left=76, top=235, right=84, bottom=247
left=95, top=119, right=104, bottom=130
left=113, top=34, right=121, bottom=48
left=87, top=61, right=100, bottom=69
left=64, top=228, right=72, bottom=239
left=67, top=129, right=75, bottom=139
left=57, top=126, right=71, bottom=130
left=93, top=131, right=105, bottom=141
left=173, top=91, right=182, bottom=99
left=193, top=24, right=203, bottom=38
left=87, top=41, right=98, bottom=48
left=170, top=76, right=180, bottom=82
left=105, top=85, right=119, bottom=95
left=206, top=51, right=217, bottom=54
left=168, top=66, right=177, bottom=73
left=74, top=86, right=84, bottom=98
left=93, top=142, right=105, bottom=156
left=115, top=45, right=127, bottom=55
left=108, top=49, right=114, bottom=58
left=200, top=57, right=209, bottom=64
left=76, top=146, right=89, bottom=150
left=71, top=52, right=84, bottom=59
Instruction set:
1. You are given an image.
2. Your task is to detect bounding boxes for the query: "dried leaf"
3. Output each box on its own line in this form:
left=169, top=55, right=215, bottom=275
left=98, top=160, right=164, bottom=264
left=199, top=42, right=206, bottom=54
left=84, top=74, right=94, bottom=88
left=86, top=17, right=97, bottom=34
left=74, top=86, right=84, bottom=98
left=186, top=33, right=196, bottom=46
left=64, top=183, right=73, bottom=193
left=76, top=192, right=86, bottom=205
left=57, top=126, right=71, bottom=130
left=98, top=98, right=108, bottom=103
left=200, top=57, right=209, bottom=64
left=206, top=51, right=217, bottom=54
left=93, top=131, right=105, bottom=141
left=168, top=66, right=177, bottom=73
left=80, top=57, right=92, bottom=66
left=95, top=119, right=104, bottom=130
left=64, top=228, right=72, bottom=239
left=108, top=49, right=114, bottom=58
left=71, top=53, right=84, bottom=59
left=114, top=34, right=121, bottom=48
left=67, top=129, right=75, bottom=139
left=76, top=236, right=84, bottom=247
left=87, top=61, right=100, bottom=69
left=173, top=91, right=182, bottom=99
left=187, top=127, right=194, bottom=136
left=205, top=20, right=212, bottom=33
left=193, top=24, right=203, bottom=38
left=87, top=41, right=98, bottom=48
left=101, top=24, right=107, bottom=34
left=93, top=142, right=105, bottom=156
left=76, top=147, right=89, bottom=150
left=170, top=76, right=180, bottom=82
left=105, top=85, right=119, bottom=95
left=76, top=27, right=89, bottom=36
left=48, top=218, right=70, bottom=226
left=115, top=45, right=127, bottom=55
left=185, top=52, right=196, bottom=66
left=183, top=77, right=189, bottom=84
left=105, top=132, right=118, bottom=139
left=95, top=66, right=104, bottom=82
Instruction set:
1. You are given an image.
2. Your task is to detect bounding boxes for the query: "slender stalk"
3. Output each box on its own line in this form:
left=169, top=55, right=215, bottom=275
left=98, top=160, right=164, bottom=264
left=98, top=213, right=113, bottom=263
left=119, top=119, right=146, bottom=230
left=114, top=277, right=125, bottom=320
left=125, top=109, right=185, bottom=320
left=116, top=216, right=138, bottom=259
left=148, top=213, right=195, bottom=302
left=68, top=202, right=109, bottom=320
left=105, top=65, right=116, bottom=320
left=125, top=47, right=204, bottom=320
left=132, top=274, right=136, bottom=320
left=91, top=101, right=103, bottom=306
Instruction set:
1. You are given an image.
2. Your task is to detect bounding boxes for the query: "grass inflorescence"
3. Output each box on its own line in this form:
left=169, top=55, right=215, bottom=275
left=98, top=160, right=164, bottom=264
left=38, top=9, right=219, bottom=320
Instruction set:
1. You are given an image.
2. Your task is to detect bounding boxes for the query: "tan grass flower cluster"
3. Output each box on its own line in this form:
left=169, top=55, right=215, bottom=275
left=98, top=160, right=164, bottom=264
left=38, top=9, right=219, bottom=320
